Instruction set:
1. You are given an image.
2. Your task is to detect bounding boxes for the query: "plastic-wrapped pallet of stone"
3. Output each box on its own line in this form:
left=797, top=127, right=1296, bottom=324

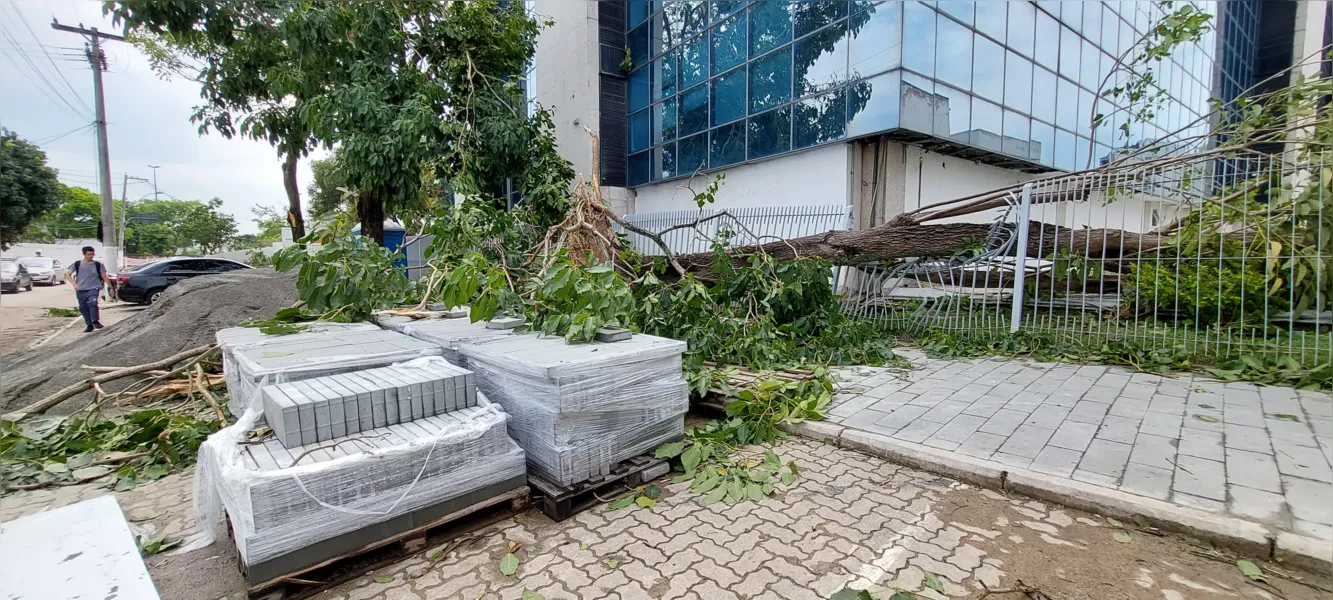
left=187, top=357, right=526, bottom=578
left=216, top=325, right=443, bottom=415
left=457, top=333, right=688, bottom=487
left=397, top=316, right=518, bottom=366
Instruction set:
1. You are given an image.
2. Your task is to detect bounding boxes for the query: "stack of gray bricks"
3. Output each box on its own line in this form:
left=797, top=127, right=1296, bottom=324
left=397, top=316, right=519, bottom=366
left=262, top=362, right=477, bottom=447
left=458, top=333, right=689, bottom=487
left=217, top=322, right=381, bottom=412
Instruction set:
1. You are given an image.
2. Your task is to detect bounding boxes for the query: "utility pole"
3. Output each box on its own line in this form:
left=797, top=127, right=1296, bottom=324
left=52, top=20, right=125, bottom=271
left=122, top=174, right=151, bottom=256
left=147, top=164, right=160, bottom=201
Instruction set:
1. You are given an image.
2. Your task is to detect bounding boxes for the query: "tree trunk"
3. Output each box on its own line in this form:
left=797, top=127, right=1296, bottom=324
left=281, top=152, right=306, bottom=241
left=672, top=221, right=1163, bottom=275
left=358, top=191, right=385, bottom=246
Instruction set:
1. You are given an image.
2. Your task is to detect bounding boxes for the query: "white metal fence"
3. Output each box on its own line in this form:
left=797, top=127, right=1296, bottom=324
left=617, top=205, right=852, bottom=256
left=843, top=150, right=1331, bottom=365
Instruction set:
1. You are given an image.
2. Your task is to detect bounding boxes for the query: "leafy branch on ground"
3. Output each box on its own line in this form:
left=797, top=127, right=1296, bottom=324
left=45, top=307, right=80, bottom=318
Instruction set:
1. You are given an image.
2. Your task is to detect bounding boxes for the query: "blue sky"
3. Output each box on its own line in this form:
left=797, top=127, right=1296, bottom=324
left=1, top=0, right=325, bottom=234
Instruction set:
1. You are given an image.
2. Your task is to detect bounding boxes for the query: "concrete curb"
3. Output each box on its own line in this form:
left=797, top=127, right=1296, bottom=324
left=781, top=420, right=1333, bottom=574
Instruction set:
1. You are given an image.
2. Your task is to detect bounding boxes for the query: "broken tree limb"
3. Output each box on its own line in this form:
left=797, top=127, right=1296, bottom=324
left=2, top=344, right=218, bottom=422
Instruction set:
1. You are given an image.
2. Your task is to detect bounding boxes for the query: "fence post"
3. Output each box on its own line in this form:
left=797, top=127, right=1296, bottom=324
left=1009, top=183, right=1033, bottom=333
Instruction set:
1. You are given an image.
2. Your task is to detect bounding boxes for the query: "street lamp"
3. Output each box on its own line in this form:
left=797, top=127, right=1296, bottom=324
left=147, top=164, right=160, bottom=201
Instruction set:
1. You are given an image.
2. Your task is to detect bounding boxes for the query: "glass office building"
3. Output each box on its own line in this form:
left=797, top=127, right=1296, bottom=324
left=623, top=0, right=1220, bottom=187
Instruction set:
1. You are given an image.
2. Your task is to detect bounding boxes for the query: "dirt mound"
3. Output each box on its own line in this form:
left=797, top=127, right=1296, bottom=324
left=1, top=269, right=299, bottom=414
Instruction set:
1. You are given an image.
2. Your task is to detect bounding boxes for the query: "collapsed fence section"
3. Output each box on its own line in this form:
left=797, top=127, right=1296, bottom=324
left=616, top=205, right=852, bottom=256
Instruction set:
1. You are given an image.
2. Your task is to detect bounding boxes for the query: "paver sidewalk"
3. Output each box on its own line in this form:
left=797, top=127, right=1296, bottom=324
left=828, top=350, right=1333, bottom=543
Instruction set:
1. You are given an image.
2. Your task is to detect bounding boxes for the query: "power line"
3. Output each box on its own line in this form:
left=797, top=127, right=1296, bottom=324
left=32, top=121, right=95, bottom=145
left=0, top=21, right=90, bottom=120
left=4, top=0, right=92, bottom=115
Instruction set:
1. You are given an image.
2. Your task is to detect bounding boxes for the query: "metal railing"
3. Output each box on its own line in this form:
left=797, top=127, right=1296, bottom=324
left=617, top=205, right=852, bottom=256
left=844, top=150, right=1331, bottom=365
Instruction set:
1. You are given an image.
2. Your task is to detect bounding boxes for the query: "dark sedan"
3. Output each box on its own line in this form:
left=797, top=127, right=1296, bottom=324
left=116, top=258, right=252, bottom=304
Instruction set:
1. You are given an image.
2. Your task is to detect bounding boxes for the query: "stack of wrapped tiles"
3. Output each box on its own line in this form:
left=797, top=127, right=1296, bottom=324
left=398, top=316, right=518, bottom=366
left=216, top=325, right=443, bottom=415
left=457, top=333, right=688, bottom=487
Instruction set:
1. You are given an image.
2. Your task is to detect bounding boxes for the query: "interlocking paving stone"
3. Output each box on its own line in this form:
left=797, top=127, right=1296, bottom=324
left=929, top=414, right=989, bottom=445
left=1022, top=405, right=1071, bottom=429
left=978, top=409, right=1029, bottom=437
left=1177, top=428, right=1225, bottom=461
left=1274, top=445, right=1333, bottom=483
left=1226, top=448, right=1282, bottom=493
left=1266, top=418, right=1319, bottom=448
left=1225, top=423, right=1274, bottom=454
left=1173, top=455, right=1227, bottom=501
left=1078, top=438, right=1133, bottom=478
left=1229, top=485, right=1290, bottom=528
left=1128, top=433, right=1178, bottom=470
left=875, top=405, right=931, bottom=431
left=997, top=424, right=1056, bottom=459
left=1095, top=415, right=1141, bottom=445
left=1119, top=463, right=1173, bottom=500
left=1047, top=420, right=1099, bottom=452
left=919, top=400, right=972, bottom=424
left=956, top=431, right=1009, bottom=459
left=1029, top=446, right=1082, bottom=477
left=894, top=418, right=948, bottom=443
left=1107, top=398, right=1150, bottom=420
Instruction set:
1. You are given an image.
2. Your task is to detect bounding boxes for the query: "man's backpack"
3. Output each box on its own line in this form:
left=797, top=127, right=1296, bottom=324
left=71, top=260, right=105, bottom=277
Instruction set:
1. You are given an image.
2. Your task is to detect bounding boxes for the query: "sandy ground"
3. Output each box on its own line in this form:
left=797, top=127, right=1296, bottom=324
left=0, top=282, right=141, bottom=364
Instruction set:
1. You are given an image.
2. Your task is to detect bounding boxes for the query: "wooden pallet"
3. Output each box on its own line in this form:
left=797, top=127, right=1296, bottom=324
left=528, top=453, right=672, bottom=521
left=243, top=482, right=529, bottom=600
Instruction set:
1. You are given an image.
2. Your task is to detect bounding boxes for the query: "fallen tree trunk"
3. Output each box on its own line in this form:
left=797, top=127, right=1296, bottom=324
left=673, top=221, right=1164, bottom=275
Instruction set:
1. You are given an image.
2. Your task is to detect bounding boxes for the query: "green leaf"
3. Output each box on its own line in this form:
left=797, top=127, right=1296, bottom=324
left=635, top=496, right=657, bottom=508
left=1193, top=414, right=1220, bottom=423
left=1270, top=413, right=1301, bottom=422
left=921, top=570, right=946, bottom=593
left=1236, top=559, right=1266, bottom=582
left=1112, top=531, right=1133, bottom=543
left=71, top=466, right=112, bottom=481
left=781, top=472, right=796, bottom=486
left=522, top=589, right=546, bottom=600
left=887, top=593, right=918, bottom=600
left=828, top=589, right=876, bottom=600
left=703, top=484, right=727, bottom=505
left=681, top=446, right=702, bottom=474
left=1106, top=517, right=1124, bottom=528
left=499, top=553, right=520, bottom=576
left=609, top=496, right=636, bottom=510
left=66, top=453, right=94, bottom=469
left=140, top=464, right=169, bottom=481
left=643, top=484, right=662, bottom=500
left=764, top=450, right=781, bottom=466
left=655, top=442, right=685, bottom=459
left=373, top=576, right=395, bottom=584
left=601, top=558, right=619, bottom=570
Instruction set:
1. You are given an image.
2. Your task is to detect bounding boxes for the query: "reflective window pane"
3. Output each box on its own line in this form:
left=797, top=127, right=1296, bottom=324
left=1054, top=128, right=1076, bottom=170
left=749, top=46, right=792, bottom=113
left=656, top=50, right=678, bottom=100
left=795, top=21, right=847, bottom=97
left=1002, top=109, right=1030, bottom=159
left=901, top=2, right=935, bottom=77
left=1031, top=66, right=1056, bottom=123
left=1077, top=88, right=1093, bottom=137
left=629, top=67, right=653, bottom=113
left=1055, top=77, right=1078, bottom=132
left=900, top=71, right=935, bottom=135
left=749, top=0, right=792, bottom=56
left=628, top=150, right=651, bottom=186
left=677, top=131, right=708, bottom=174
left=654, top=97, right=678, bottom=144
left=1076, top=136, right=1090, bottom=170
left=1062, top=1, right=1081, bottom=33
left=936, top=1, right=973, bottom=25
left=935, top=15, right=973, bottom=89
left=629, top=22, right=651, bottom=67
left=934, top=84, right=970, bottom=141
left=1008, top=0, right=1035, bottom=58
left=653, top=142, right=677, bottom=180
left=1003, top=51, right=1032, bottom=113
left=665, top=1, right=709, bottom=45
left=848, top=2, right=901, bottom=79
left=681, top=35, right=710, bottom=88
left=711, top=0, right=748, bottom=19
left=974, top=0, right=1005, bottom=43
left=710, top=120, right=746, bottom=167
left=1059, top=24, right=1079, bottom=79
left=712, top=14, right=747, bottom=74
left=679, top=84, right=709, bottom=135
left=1081, top=39, right=1100, bottom=89
left=629, top=0, right=654, bottom=28
left=968, top=98, right=1001, bottom=151
left=794, top=0, right=848, bottom=39
left=1030, top=120, right=1055, bottom=167
left=748, top=106, right=791, bottom=159
left=847, top=70, right=899, bottom=137
left=1035, top=10, right=1059, bottom=70
left=1102, top=8, right=1119, bottom=57
left=1082, top=3, right=1100, bottom=45
left=629, top=109, right=652, bottom=153
left=711, top=68, right=746, bottom=125
left=972, top=36, right=1003, bottom=102
left=794, top=88, right=847, bottom=148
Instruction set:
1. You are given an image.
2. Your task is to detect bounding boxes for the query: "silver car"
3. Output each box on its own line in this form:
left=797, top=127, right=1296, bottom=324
left=16, top=257, right=64, bottom=286
left=1, top=259, right=34, bottom=293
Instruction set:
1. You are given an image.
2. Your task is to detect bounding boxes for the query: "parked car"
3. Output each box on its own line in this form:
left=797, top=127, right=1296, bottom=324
left=116, top=257, right=253, bottom=304
left=1, top=259, right=34, bottom=293
left=16, top=257, right=64, bottom=285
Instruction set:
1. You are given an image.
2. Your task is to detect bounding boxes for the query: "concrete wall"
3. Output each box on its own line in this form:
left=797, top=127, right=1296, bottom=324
left=531, top=0, right=601, bottom=181
left=631, top=145, right=854, bottom=213
left=1, top=242, right=104, bottom=267
left=900, top=147, right=1036, bottom=224
left=1292, top=1, right=1331, bottom=82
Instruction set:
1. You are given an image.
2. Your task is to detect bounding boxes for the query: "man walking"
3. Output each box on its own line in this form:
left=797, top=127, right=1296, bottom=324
left=66, top=246, right=111, bottom=332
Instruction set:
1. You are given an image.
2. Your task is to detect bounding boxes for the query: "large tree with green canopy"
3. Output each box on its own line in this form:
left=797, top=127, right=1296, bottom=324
left=0, top=129, right=63, bottom=249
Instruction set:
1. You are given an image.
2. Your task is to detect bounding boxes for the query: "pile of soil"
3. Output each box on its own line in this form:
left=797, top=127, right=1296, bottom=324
left=0, top=269, right=299, bottom=414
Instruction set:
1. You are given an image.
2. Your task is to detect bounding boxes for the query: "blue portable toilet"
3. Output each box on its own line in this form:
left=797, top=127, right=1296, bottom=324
left=352, top=220, right=409, bottom=272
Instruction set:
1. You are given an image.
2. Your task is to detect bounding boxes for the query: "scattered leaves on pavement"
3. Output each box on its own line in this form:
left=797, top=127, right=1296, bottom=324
left=1105, top=517, right=1124, bottom=528
left=1112, top=531, right=1133, bottom=543
left=1269, top=413, right=1301, bottom=422
left=499, top=553, right=519, bottom=576
left=521, top=590, right=545, bottom=600
left=921, top=569, right=946, bottom=593
left=1193, top=414, right=1219, bottom=423
left=373, top=576, right=395, bottom=584
left=601, top=558, right=619, bottom=570
left=1236, top=559, right=1267, bottom=582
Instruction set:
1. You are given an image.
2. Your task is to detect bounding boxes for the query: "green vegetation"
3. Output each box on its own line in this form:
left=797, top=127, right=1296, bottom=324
left=23, top=185, right=240, bottom=256
left=0, top=128, right=62, bottom=250
left=1122, top=256, right=1283, bottom=326
left=45, top=308, right=80, bottom=318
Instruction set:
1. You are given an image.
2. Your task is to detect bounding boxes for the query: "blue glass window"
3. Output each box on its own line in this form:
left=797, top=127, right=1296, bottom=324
left=1059, top=24, right=1080, bottom=79
left=749, top=0, right=792, bottom=56
left=847, top=70, right=899, bottom=137
left=794, top=0, right=847, bottom=39
left=677, top=132, right=708, bottom=174
left=970, top=98, right=1002, bottom=152
left=1055, top=77, right=1078, bottom=132
left=711, top=68, right=746, bottom=125
left=795, top=21, right=847, bottom=98
left=749, top=46, right=791, bottom=113
left=654, top=143, right=677, bottom=180
left=1003, top=51, right=1032, bottom=113
left=901, top=2, right=935, bottom=76
left=848, top=2, right=901, bottom=79
left=629, top=109, right=652, bottom=153
left=1002, top=109, right=1030, bottom=159
left=1008, top=0, right=1035, bottom=58
left=1030, top=120, right=1055, bottom=167
left=710, top=120, right=746, bottom=167
left=972, top=36, right=1003, bottom=102
left=1077, top=88, right=1093, bottom=137
left=1062, top=1, right=1082, bottom=33
left=628, top=150, right=651, bottom=186
left=1034, top=11, right=1059, bottom=70
left=1031, top=67, right=1056, bottom=124
left=900, top=71, right=935, bottom=135
left=629, top=23, right=651, bottom=68
left=974, top=0, right=1005, bottom=43
left=654, top=97, right=678, bottom=144
left=711, top=0, right=748, bottom=19
left=665, top=1, right=710, bottom=42
left=935, top=15, right=972, bottom=90
left=629, top=0, right=654, bottom=28
left=629, top=67, right=653, bottom=113
left=656, top=50, right=678, bottom=100
left=681, top=35, right=710, bottom=89
left=936, top=1, right=973, bottom=25
left=1076, top=136, right=1090, bottom=170
left=680, top=84, right=709, bottom=135
left=1054, top=128, right=1076, bottom=171
left=793, top=88, right=846, bottom=148
left=1101, top=8, right=1119, bottom=57
left=1082, top=3, right=1100, bottom=45
left=748, top=106, right=791, bottom=159
left=934, top=84, right=970, bottom=141
left=1081, top=40, right=1100, bottom=89
left=712, top=14, right=747, bottom=74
